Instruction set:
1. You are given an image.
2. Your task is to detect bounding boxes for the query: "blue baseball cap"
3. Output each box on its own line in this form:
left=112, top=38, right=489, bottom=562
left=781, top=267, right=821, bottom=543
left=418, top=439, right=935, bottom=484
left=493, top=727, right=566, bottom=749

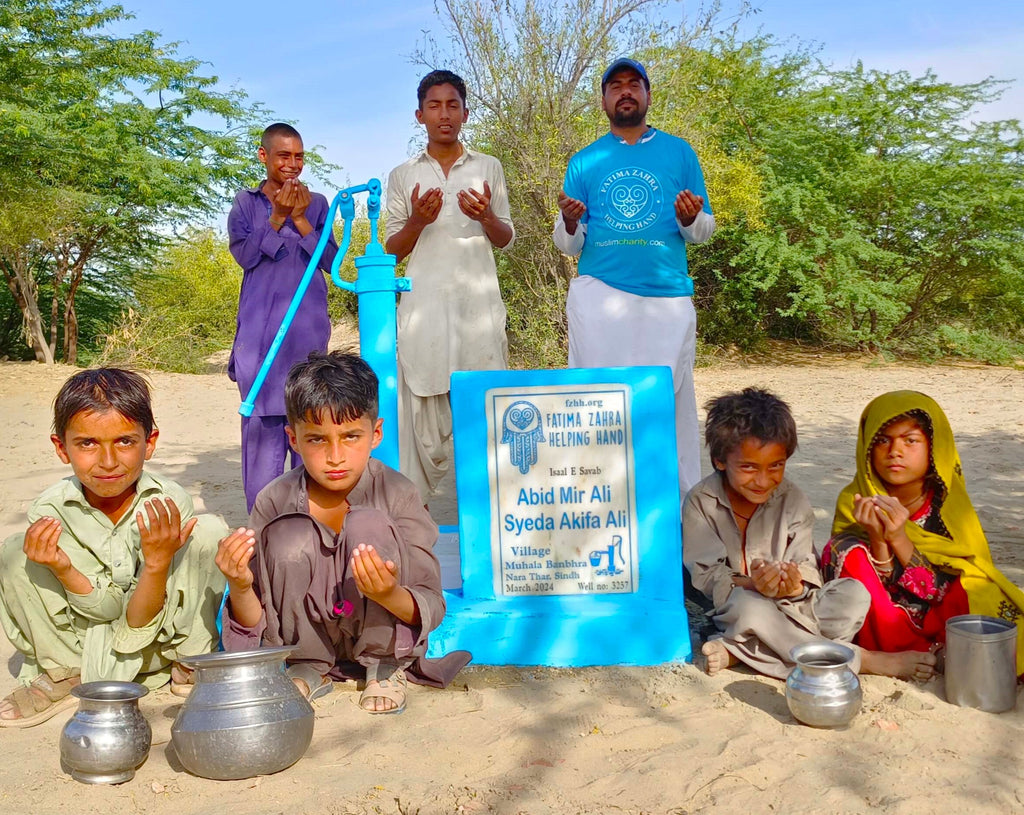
left=601, top=58, right=650, bottom=90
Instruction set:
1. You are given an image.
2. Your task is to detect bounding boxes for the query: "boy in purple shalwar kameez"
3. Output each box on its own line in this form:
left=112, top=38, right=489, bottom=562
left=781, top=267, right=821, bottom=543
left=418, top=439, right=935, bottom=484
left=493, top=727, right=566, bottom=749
left=227, top=123, right=339, bottom=511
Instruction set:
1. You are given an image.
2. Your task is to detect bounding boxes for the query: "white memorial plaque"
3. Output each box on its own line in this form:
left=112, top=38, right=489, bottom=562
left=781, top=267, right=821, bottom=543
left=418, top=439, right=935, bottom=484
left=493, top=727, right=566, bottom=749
left=487, top=384, right=639, bottom=597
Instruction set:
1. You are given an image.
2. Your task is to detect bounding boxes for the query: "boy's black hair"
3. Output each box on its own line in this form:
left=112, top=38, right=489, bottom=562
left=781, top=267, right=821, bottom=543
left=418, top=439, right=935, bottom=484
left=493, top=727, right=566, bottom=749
left=417, top=70, right=468, bottom=108
left=704, top=387, right=798, bottom=465
left=285, top=351, right=379, bottom=426
left=261, top=122, right=302, bottom=150
left=53, top=369, right=155, bottom=439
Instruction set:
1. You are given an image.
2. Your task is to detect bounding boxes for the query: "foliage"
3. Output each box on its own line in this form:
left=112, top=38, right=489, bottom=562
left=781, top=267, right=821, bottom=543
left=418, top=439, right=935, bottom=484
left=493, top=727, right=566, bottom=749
left=0, top=0, right=265, bottom=364
left=659, top=35, right=1024, bottom=355
left=424, top=3, right=1024, bottom=366
left=904, top=324, right=1024, bottom=367
left=98, top=229, right=240, bottom=372
left=99, top=212, right=375, bottom=372
left=6, top=0, right=1020, bottom=370
left=327, top=216, right=370, bottom=325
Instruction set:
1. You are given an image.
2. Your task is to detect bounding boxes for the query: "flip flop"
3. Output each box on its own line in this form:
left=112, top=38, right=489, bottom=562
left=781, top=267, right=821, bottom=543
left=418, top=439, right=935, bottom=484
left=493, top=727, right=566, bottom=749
left=359, top=666, right=406, bottom=715
left=0, top=673, right=80, bottom=729
left=286, top=663, right=334, bottom=702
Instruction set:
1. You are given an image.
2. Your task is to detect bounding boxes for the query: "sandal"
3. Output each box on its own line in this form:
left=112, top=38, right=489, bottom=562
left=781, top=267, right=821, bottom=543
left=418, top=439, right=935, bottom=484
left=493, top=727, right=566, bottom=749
left=0, top=673, right=81, bottom=729
left=170, top=662, right=195, bottom=698
left=286, top=663, right=334, bottom=702
left=359, top=665, right=406, bottom=715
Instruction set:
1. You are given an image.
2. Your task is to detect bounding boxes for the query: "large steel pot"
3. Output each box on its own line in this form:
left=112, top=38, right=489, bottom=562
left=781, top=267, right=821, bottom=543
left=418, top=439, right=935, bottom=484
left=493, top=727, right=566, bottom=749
left=60, top=681, right=151, bottom=784
left=786, top=641, right=861, bottom=728
left=171, top=646, right=314, bottom=780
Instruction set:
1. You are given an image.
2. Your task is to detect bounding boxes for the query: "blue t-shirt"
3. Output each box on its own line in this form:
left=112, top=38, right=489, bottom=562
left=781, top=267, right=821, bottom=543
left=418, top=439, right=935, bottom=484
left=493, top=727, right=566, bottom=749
left=563, top=129, right=711, bottom=297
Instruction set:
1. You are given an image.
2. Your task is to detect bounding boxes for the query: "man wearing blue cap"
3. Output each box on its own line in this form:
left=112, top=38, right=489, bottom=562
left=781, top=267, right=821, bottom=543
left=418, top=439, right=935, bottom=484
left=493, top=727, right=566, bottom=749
left=553, top=58, right=715, bottom=498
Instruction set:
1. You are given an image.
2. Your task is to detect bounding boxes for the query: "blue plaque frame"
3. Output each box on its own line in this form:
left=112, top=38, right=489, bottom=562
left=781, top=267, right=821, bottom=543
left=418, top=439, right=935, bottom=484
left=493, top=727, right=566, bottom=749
left=426, top=366, right=692, bottom=666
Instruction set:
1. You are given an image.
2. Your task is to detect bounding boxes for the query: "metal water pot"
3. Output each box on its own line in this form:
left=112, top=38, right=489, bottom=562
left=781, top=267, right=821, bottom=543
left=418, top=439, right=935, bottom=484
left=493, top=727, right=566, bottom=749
left=945, top=614, right=1017, bottom=713
left=786, top=641, right=862, bottom=727
left=60, top=681, right=152, bottom=784
left=171, top=646, right=314, bottom=780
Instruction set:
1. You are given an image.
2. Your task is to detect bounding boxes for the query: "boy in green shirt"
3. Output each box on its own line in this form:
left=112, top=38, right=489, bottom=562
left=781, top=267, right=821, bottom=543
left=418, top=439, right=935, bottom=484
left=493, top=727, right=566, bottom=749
left=0, top=369, right=226, bottom=727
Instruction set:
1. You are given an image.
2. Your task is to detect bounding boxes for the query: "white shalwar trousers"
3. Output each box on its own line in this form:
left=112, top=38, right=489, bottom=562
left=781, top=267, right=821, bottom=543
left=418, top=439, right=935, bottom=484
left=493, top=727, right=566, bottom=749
left=567, top=275, right=700, bottom=500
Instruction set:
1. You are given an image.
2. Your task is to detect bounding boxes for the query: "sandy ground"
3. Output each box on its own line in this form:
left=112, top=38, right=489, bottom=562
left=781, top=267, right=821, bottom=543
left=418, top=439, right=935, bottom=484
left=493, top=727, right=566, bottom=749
left=1, top=355, right=1023, bottom=814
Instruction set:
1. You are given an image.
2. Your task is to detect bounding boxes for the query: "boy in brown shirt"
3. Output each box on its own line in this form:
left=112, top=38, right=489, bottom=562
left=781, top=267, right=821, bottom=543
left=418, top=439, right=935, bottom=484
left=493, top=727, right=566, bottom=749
left=683, top=388, right=870, bottom=679
left=217, top=352, right=467, bottom=713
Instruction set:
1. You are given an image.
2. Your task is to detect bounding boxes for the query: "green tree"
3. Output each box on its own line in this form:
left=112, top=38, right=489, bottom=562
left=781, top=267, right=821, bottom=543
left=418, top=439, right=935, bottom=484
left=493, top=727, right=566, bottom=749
left=420, top=1, right=779, bottom=366
left=0, top=0, right=264, bottom=363
left=425, top=3, right=1024, bottom=364
left=99, top=229, right=241, bottom=372
left=665, top=37, right=1024, bottom=357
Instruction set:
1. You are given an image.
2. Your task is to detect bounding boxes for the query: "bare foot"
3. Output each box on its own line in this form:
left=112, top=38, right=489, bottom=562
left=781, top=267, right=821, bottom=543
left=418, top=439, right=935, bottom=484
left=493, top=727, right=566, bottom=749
left=701, top=640, right=737, bottom=676
left=0, top=695, right=19, bottom=721
left=290, top=675, right=334, bottom=701
left=169, top=662, right=195, bottom=697
left=285, top=664, right=333, bottom=702
left=860, top=649, right=937, bottom=681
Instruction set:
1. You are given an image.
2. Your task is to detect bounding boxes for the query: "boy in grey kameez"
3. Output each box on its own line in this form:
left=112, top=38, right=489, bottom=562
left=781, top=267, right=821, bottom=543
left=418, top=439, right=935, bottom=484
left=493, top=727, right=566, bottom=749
left=682, top=388, right=870, bottom=680
left=217, top=352, right=467, bottom=714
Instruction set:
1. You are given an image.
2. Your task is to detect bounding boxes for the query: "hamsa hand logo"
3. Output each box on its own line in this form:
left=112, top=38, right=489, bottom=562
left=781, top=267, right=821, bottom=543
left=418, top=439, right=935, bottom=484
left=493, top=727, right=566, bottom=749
left=501, top=400, right=545, bottom=475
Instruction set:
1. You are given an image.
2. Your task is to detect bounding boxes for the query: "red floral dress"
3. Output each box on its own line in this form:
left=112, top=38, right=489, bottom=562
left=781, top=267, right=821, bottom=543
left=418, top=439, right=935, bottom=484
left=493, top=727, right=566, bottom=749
left=822, top=492, right=969, bottom=652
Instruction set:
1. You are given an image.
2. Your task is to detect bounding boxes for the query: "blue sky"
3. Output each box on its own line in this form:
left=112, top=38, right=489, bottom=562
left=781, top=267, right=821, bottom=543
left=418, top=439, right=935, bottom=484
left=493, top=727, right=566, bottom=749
left=114, top=0, right=1024, bottom=195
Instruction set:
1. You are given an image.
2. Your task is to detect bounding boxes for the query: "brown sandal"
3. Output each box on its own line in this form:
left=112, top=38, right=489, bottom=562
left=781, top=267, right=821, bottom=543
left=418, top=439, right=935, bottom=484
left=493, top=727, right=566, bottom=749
left=0, top=673, right=80, bottom=729
left=359, top=666, right=406, bottom=715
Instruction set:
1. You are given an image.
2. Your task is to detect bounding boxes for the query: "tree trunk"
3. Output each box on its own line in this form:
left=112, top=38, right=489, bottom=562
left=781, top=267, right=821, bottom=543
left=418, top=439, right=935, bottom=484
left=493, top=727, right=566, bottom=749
left=64, top=304, right=79, bottom=364
left=63, top=264, right=84, bottom=365
left=50, top=261, right=65, bottom=359
left=58, top=230, right=103, bottom=366
left=0, top=254, right=55, bottom=364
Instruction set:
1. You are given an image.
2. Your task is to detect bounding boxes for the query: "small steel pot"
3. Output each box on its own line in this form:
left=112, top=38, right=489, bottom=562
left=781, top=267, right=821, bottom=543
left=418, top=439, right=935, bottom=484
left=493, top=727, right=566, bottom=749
left=60, top=681, right=151, bottom=784
left=786, top=641, right=861, bottom=728
left=171, top=646, right=314, bottom=780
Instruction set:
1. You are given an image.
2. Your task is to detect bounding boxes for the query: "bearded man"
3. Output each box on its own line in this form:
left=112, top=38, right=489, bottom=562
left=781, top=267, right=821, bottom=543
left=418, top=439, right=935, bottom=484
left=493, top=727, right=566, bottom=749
left=553, top=58, right=715, bottom=498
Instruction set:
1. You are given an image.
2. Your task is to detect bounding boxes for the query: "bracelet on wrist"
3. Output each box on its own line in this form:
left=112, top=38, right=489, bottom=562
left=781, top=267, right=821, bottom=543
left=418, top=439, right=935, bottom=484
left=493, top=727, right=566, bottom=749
left=867, top=550, right=895, bottom=578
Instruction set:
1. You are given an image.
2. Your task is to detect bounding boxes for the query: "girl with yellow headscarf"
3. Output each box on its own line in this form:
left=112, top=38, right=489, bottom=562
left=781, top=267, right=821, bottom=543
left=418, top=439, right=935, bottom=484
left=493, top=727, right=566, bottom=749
left=823, top=391, right=1024, bottom=680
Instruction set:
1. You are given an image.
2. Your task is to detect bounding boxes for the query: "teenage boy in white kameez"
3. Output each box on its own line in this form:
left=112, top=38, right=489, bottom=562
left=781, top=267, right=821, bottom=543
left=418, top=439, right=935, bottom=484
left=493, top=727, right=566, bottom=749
left=386, top=69, right=514, bottom=499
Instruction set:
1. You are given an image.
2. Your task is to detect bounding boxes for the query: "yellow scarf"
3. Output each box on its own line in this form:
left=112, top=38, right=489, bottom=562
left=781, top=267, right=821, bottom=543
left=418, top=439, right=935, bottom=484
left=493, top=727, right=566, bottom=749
left=832, top=390, right=1024, bottom=673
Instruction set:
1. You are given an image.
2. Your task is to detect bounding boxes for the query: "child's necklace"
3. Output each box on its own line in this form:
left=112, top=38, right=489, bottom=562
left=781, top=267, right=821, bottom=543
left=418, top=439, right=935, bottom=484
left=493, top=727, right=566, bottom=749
left=903, top=491, right=927, bottom=514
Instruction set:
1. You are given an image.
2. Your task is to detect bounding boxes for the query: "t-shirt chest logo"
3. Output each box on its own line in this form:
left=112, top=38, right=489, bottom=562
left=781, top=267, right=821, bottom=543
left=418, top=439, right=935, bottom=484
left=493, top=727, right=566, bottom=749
left=598, top=167, right=663, bottom=232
